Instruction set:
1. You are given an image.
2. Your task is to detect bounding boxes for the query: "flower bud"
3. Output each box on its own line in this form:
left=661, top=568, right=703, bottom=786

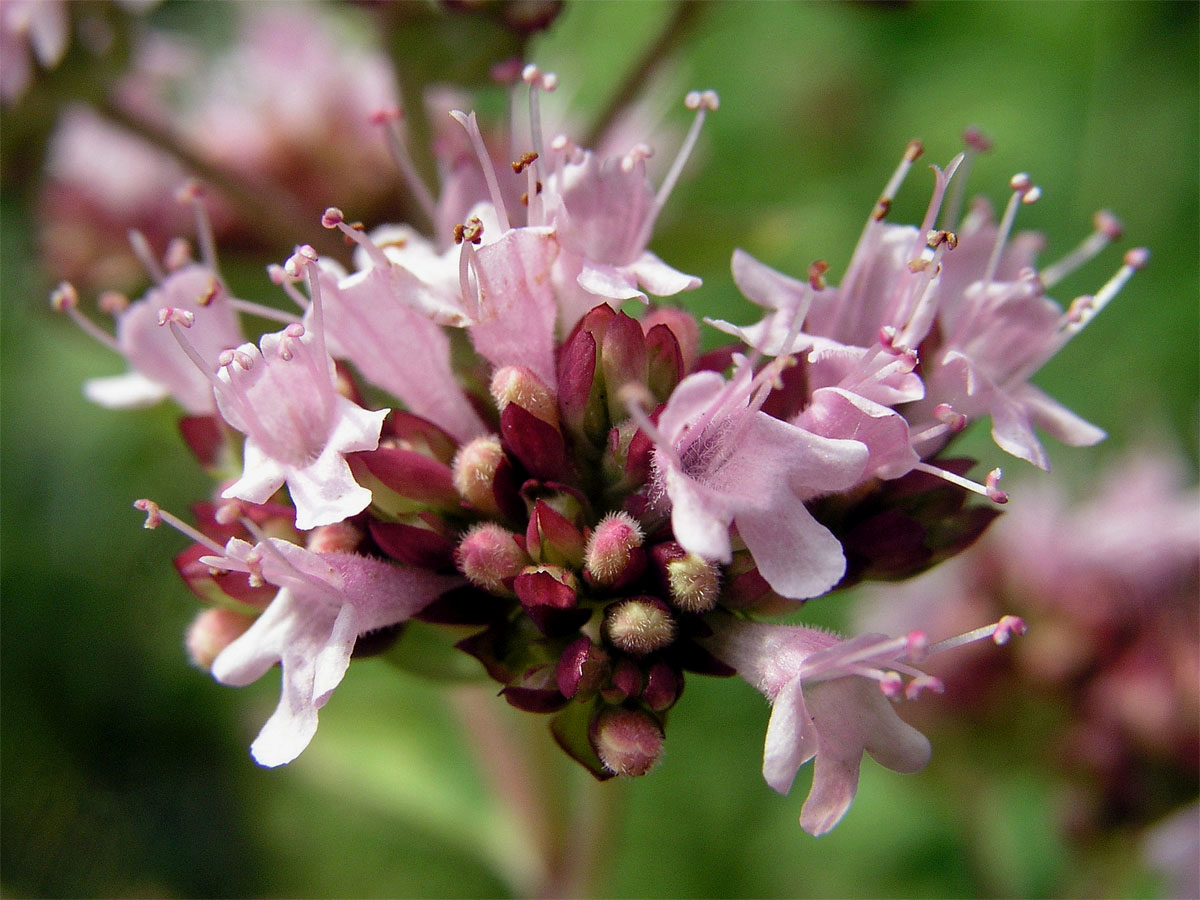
left=525, top=499, right=585, bottom=568
left=643, top=322, right=686, bottom=402
left=590, top=706, right=664, bottom=777
left=186, top=607, right=254, bottom=670
left=602, top=658, right=645, bottom=704
left=604, top=596, right=676, bottom=656
left=455, top=523, right=528, bottom=595
left=600, top=311, right=649, bottom=424
left=491, top=365, right=559, bottom=427
left=513, top=564, right=579, bottom=610
left=452, top=436, right=507, bottom=518
left=556, top=636, right=610, bottom=699
left=352, top=447, right=460, bottom=515
left=305, top=521, right=364, bottom=555
left=584, top=511, right=645, bottom=589
left=558, top=305, right=615, bottom=446
left=651, top=543, right=720, bottom=613
left=642, top=661, right=683, bottom=712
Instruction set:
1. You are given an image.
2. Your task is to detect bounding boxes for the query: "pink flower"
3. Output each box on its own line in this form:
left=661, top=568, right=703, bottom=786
left=53, top=259, right=242, bottom=415
left=166, top=247, right=387, bottom=530
left=1, top=0, right=67, bottom=104
left=706, top=614, right=1026, bottom=834
left=643, top=361, right=868, bottom=600
left=203, top=536, right=461, bottom=766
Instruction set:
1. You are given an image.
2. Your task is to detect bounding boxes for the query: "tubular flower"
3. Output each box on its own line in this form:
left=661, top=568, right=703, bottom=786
left=70, top=70, right=1138, bottom=839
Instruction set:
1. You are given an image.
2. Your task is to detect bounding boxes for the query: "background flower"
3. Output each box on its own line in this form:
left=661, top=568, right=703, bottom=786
left=2, top=2, right=1195, bottom=897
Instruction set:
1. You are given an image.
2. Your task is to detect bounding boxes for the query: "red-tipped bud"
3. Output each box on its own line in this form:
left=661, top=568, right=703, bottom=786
left=591, top=707, right=664, bottom=777
left=556, top=636, right=611, bottom=699
left=600, top=311, right=649, bottom=424
left=185, top=607, right=254, bottom=670
left=452, top=436, right=507, bottom=518
left=525, top=499, right=586, bottom=568
left=584, top=512, right=645, bottom=589
left=513, top=565, right=579, bottom=610
left=651, top=542, right=720, bottom=613
left=353, top=447, right=460, bottom=515
left=604, top=596, right=676, bottom=656
left=643, top=322, right=686, bottom=402
left=456, top=523, right=528, bottom=595
left=642, top=661, right=682, bottom=712
left=491, top=365, right=559, bottom=427
left=641, top=307, right=700, bottom=375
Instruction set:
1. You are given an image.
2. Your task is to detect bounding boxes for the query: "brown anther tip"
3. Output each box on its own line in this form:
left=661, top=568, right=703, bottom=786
left=511, top=151, right=539, bottom=174
left=199, top=279, right=221, bottom=307
left=872, top=198, right=892, bottom=221
left=808, top=259, right=829, bottom=290
left=904, top=140, right=924, bottom=162
left=944, top=231, right=959, bottom=250
left=460, top=217, right=484, bottom=245
left=452, top=223, right=465, bottom=245
left=49, top=281, right=79, bottom=310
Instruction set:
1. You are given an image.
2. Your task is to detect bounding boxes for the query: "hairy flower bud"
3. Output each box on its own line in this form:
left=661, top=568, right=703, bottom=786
left=584, top=511, right=646, bottom=589
left=591, top=706, right=664, bottom=777
left=604, top=596, right=676, bottom=656
left=452, top=436, right=507, bottom=518
left=455, top=523, right=528, bottom=595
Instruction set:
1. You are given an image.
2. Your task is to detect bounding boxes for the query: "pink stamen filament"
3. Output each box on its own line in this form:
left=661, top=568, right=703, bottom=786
left=54, top=288, right=122, bottom=353
left=449, top=109, right=511, bottom=233
left=134, top=498, right=227, bottom=555
left=180, top=185, right=219, bottom=272
left=373, top=109, right=438, bottom=227
left=1039, top=211, right=1122, bottom=288
left=912, top=461, right=1008, bottom=504
left=458, top=240, right=482, bottom=321
left=323, top=208, right=390, bottom=270
left=982, top=174, right=1038, bottom=285
left=128, top=229, right=166, bottom=283
left=228, top=297, right=302, bottom=324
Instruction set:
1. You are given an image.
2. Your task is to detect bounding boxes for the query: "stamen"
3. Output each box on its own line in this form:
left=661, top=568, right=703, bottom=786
left=1040, top=208, right=1125, bottom=287
left=982, top=172, right=1040, bottom=285
left=128, top=229, right=166, bottom=283
left=370, top=106, right=438, bottom=226
left=134, top=498, right=227, bottom=555
left=927, top=615, right=1027, bottom=655
left=175, top=180, right=218, bottom=272
left=449, top=109, right=511, bottom=232
left=874, top=139, right=924, bottom=221
left=268, top=264, right=311, bottom=310
left=912, top=461, right=1009, bottom=504
left=322, top=207, right=389, bottom=269
left=649, top=90, right=718, bottom=230
left=164, top=238, right=193, bottom=272
left=808, top=259, right=829, bottom=290
left=50, top=282, right=121, bottom=353
left=458, top=239, right=482, bottom=321
left=228, top=297, right=302, bottom=325
left=904, top=675, right=944, bottom=700
left=943, top=126, right=992, bottom=231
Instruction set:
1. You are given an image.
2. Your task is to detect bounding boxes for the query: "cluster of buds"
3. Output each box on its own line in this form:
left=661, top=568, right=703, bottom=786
left=55, top=63, right=1145, bottom=835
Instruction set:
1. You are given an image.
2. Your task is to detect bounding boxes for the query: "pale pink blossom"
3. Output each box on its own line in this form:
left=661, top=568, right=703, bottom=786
left=204, top=536, right=460, bottom=766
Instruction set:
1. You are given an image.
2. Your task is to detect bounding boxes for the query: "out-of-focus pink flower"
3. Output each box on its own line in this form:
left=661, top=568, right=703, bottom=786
left=1, top=0, right=67, bottom=104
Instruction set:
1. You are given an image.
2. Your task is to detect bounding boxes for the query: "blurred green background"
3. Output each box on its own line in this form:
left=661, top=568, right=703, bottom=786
left=2, top=1, right=1196, bottom=897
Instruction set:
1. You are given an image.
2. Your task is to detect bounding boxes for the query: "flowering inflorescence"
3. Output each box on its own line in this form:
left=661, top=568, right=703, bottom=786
left=58, top=66, right=1144, bottom=835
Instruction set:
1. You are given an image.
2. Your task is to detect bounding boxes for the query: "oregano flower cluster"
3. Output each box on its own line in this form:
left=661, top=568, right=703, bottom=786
left=56, top=67, right=1145, bottom=836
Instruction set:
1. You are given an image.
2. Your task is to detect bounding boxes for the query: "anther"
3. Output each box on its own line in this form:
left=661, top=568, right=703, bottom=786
left=98, top=291, right=129, bottom=315
left=992, top=615, right=1028, bottom=644
left=453, top=216, right=484, bottom=246
left=214, top=499, right=243, bottom=525
left=134, top=498, right=162, bottom=529
left=963, top=126, right=992, bottom=152
left=1095, top=209, right=1123, bottom=239
left=933, top=403, right=967, bottom=432
left=808, top=259, right=829, bottom=290
left=904, top=139, right=924, bottom=162
left=198, top=278, right=221, bottom=307
left=905, top=675, right=944, bottom=700
left=321, top=207, right=345, bottom=228
left=905, top=630, right=929, bottom=662
left=985, top=468, right=1008, bottom=504
left=1124, top=247, right=1150, bottom=270
left=511, top=151, right=539, bottom=174
left=1009, top=172, right=1032, bottom=193
left=157, top=307, right=195, bottom=328
left=164, top=238, right=192, bottom=271
left=879, top=671, right=904, bottom=699
left=49, top=281, right=79, bottom=311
